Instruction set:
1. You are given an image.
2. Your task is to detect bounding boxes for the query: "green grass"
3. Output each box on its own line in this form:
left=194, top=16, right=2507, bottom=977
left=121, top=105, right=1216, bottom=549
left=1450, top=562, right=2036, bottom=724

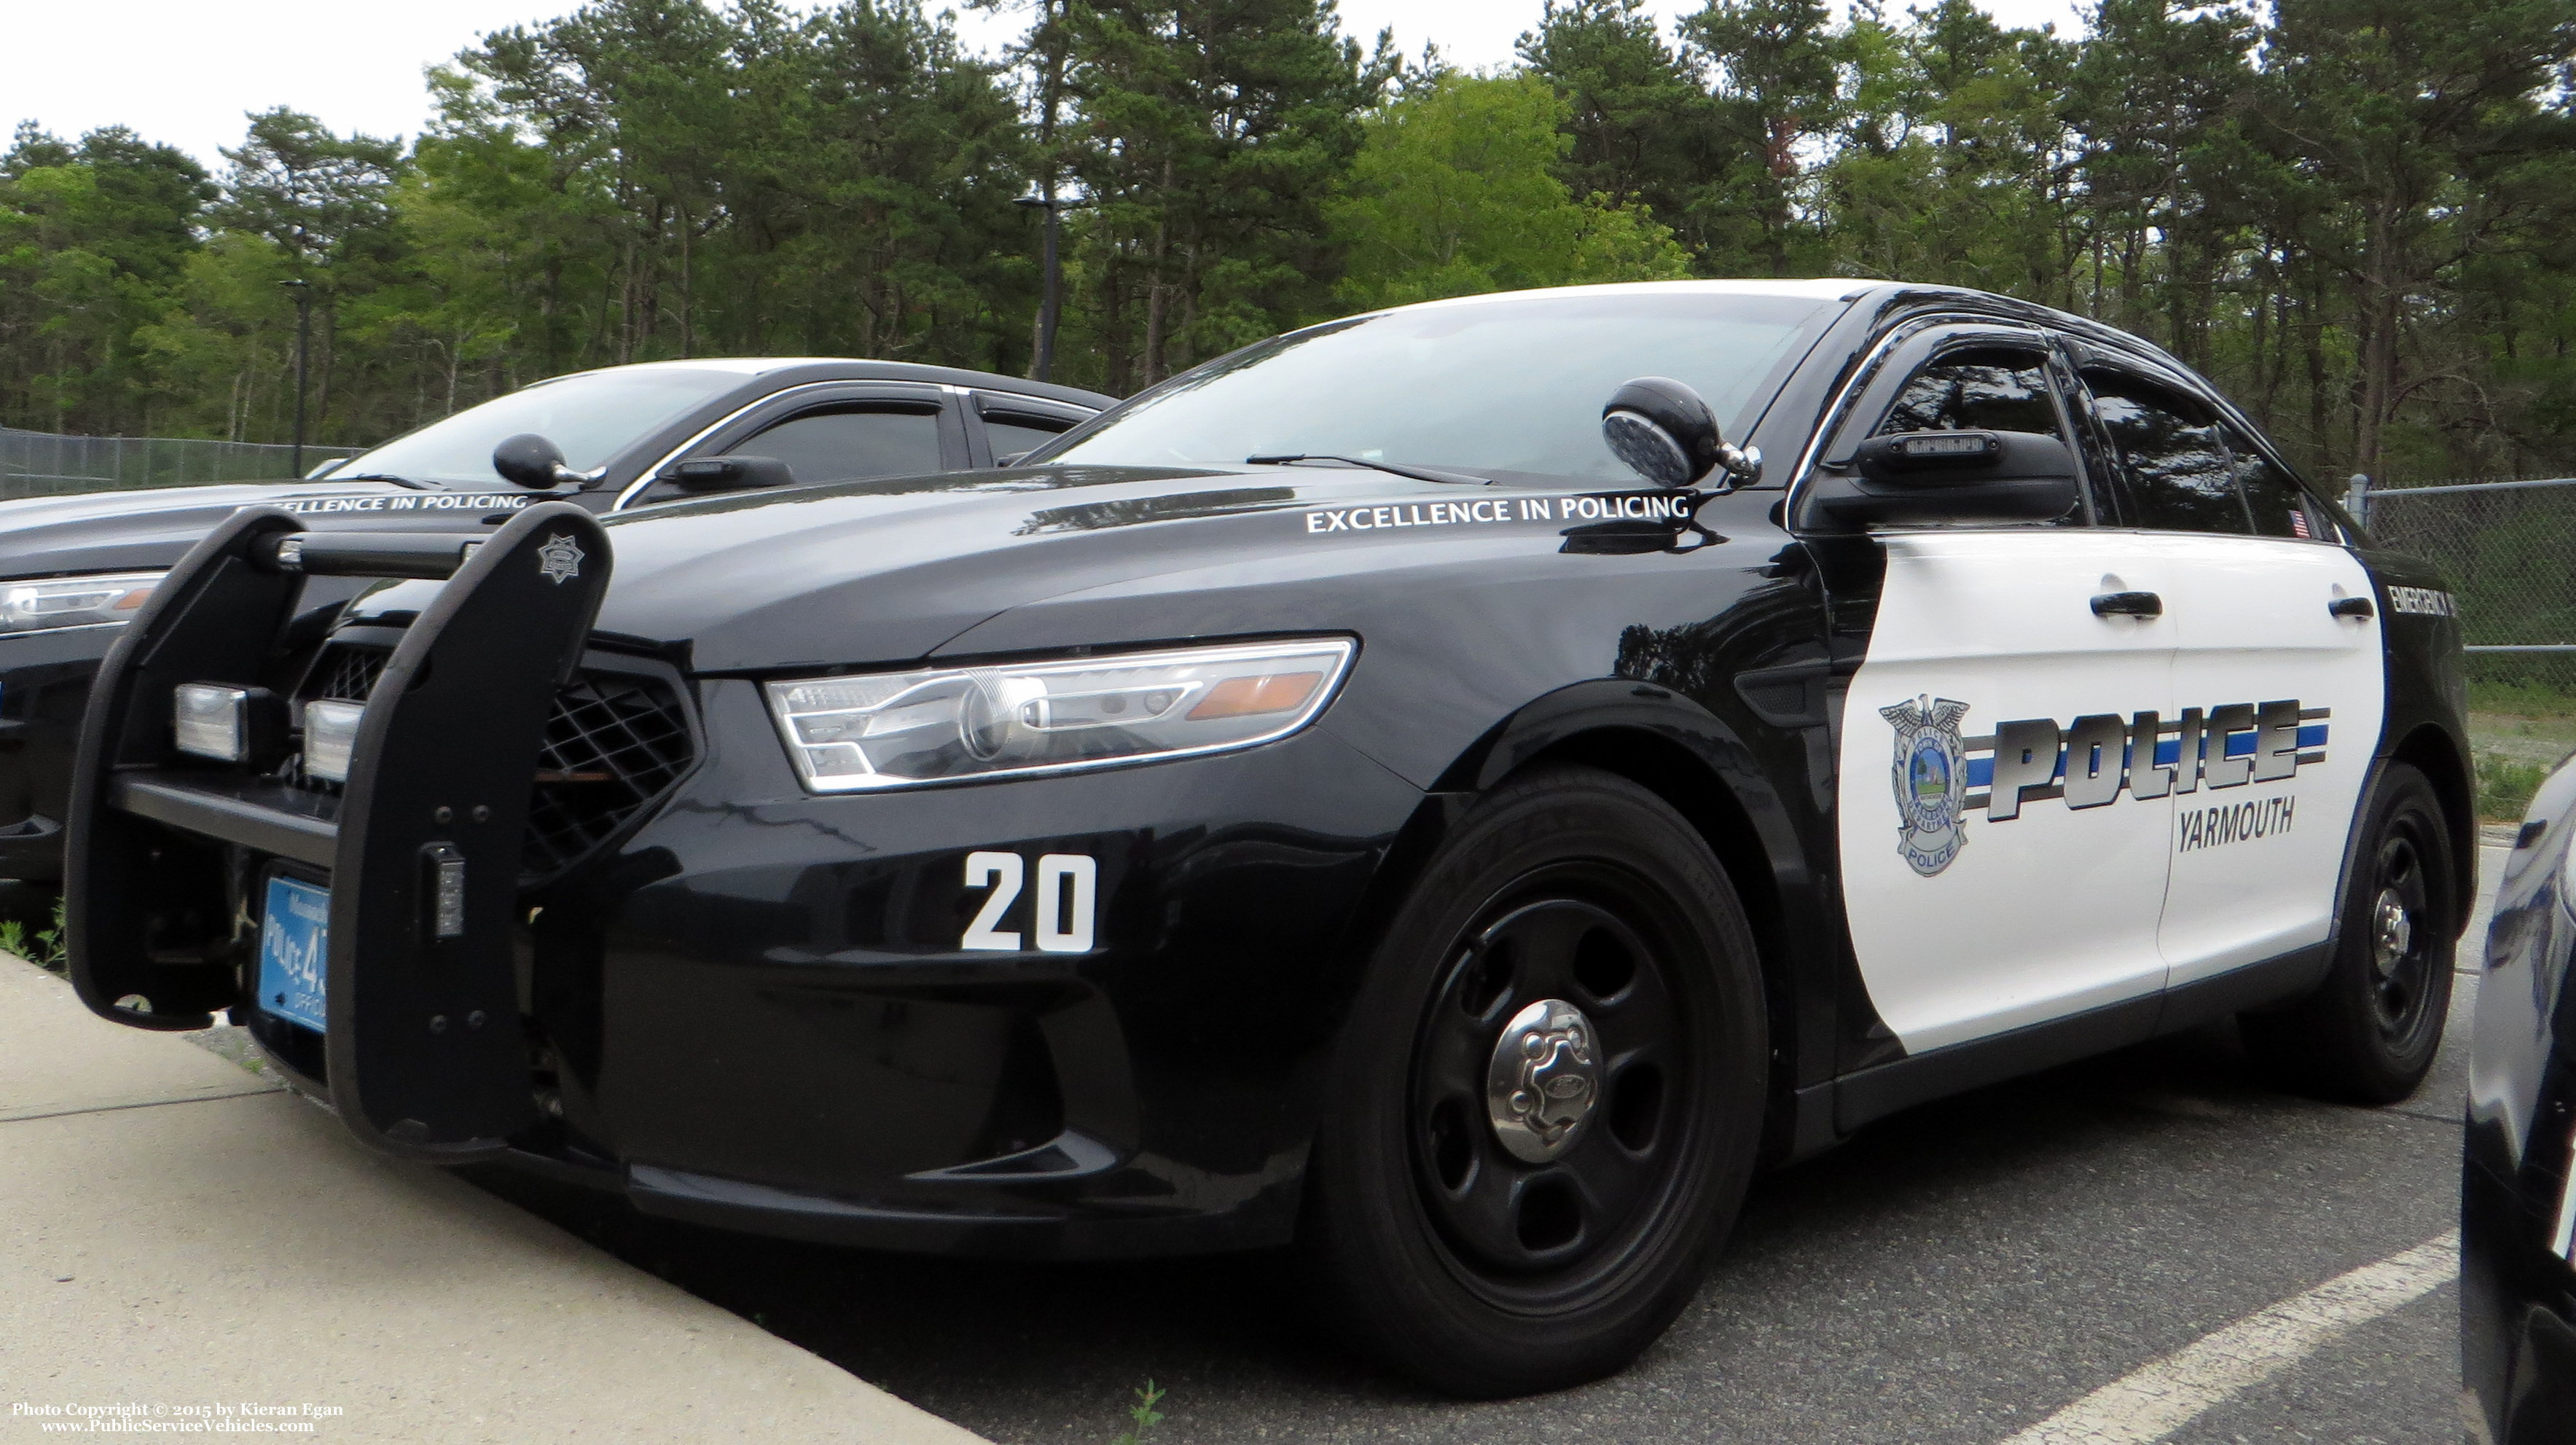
left=1110, top=1381, right=1167, bottom=1445
left=2478, top=752, right=2553, bottom=823
left=2465, top=673, right=2576, bottom=820
left=0, top=895, right=66, bottom=974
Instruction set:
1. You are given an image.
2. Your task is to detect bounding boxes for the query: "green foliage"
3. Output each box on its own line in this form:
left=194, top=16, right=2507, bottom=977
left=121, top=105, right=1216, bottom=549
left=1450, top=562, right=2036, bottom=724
left=0, top=895, right=67, bottom=975
left=1108, top=1379, right=1165, bottom=1445
left=1327, top=72, right=1688, bottom=310
left=2479, top=752, right=2553, bottom=823
left=5, top=0, right=2575, bottom=482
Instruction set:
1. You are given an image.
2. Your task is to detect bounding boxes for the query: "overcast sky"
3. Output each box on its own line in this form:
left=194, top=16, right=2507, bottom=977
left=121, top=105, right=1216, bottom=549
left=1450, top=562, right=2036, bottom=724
left=7, top=0, right=2084, bottom=171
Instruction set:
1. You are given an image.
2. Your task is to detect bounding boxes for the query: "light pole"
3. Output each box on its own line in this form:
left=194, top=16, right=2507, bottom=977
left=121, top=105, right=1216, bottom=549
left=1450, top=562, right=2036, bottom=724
left=281, top=278, right=313, bottom=476
left=1014, top=181, right=1078, bottom=384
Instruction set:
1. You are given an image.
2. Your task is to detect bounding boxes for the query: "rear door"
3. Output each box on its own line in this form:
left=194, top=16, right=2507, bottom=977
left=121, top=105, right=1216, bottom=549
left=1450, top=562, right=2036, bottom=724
left=2073, top=361, right=2384, bottom=984
left=1828, top=326, right=2182, bottom=1054
left=968, top=392, right=1095, bottom=466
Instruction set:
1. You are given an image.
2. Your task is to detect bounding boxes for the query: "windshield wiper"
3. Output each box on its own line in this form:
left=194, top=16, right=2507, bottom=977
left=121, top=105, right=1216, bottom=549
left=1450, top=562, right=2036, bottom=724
left=1247, top=453, right=1490, bottom=486
left=323, top=472, right=438, bottom=491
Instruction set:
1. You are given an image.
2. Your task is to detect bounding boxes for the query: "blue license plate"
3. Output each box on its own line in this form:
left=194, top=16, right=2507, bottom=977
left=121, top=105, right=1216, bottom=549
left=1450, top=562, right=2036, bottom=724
left=257, top=875, right=329, bottom=1033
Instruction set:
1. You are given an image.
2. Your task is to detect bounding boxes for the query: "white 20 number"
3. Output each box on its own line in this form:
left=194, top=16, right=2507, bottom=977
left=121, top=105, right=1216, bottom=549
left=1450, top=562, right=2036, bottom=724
left=961, top=851, right=1097, bottom=953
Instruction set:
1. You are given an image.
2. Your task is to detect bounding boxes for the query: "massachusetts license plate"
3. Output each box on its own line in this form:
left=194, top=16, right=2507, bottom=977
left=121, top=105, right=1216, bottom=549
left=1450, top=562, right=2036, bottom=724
left=257, top=875, right=329, bottom=1033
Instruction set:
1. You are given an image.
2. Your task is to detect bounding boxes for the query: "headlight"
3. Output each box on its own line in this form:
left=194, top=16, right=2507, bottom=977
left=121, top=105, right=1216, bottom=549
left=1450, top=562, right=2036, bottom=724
left=0, top=571, right=165, bottom=633
left=765, top=638, right=1357, bottom=792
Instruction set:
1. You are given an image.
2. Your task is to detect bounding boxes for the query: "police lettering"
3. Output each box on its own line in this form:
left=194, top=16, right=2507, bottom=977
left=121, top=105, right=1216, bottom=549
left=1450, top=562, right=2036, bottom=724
left=1974, top=699, right=2327, bottom=821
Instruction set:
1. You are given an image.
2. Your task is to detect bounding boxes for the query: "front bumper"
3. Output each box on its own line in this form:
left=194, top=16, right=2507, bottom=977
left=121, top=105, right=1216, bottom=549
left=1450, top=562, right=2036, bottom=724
left=66, top=506, right=1431, bottom=1258
left=0, top=624, right=122, bottom=882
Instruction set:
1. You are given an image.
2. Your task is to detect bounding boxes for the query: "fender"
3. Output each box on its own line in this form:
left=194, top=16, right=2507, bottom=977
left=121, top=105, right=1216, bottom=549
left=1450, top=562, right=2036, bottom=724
left=1427, top=677, right=1863, bottom=1159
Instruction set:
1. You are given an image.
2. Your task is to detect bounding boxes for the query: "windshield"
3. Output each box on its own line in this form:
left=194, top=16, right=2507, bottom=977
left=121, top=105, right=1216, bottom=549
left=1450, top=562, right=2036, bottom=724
left=1042, top=289, right=1841, bottom=485
left=318, top=367, right=743, bottom=487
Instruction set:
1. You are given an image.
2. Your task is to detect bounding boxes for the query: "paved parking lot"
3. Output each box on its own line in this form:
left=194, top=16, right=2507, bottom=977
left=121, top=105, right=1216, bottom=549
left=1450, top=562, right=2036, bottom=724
left=478, top=852, right=2503, bottom=1445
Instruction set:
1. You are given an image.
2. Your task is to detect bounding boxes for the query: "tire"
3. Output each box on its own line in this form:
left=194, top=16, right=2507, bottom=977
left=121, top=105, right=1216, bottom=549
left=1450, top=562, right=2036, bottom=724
left=1297, top=764, right=1767, bottom=1397
left=2241, top=761, right=2457, bottom=1105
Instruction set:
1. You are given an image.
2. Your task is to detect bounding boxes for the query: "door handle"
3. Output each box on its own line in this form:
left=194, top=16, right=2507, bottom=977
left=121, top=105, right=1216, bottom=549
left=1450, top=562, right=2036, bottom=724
left=2328, top=596, right=2375, bottom=620
left=2090, top=590, right=2163, bottom=618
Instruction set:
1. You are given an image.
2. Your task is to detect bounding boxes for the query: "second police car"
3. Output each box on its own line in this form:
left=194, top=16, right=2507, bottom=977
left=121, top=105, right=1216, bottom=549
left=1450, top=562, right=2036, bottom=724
left=0, top=359, right=1105, bottom=882
left=65, top=280, right=2468, bottom=1396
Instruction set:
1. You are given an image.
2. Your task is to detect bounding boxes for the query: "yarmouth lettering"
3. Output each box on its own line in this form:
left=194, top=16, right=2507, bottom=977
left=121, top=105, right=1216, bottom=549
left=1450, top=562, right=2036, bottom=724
left=2177, top=794, right=2297, bottom=851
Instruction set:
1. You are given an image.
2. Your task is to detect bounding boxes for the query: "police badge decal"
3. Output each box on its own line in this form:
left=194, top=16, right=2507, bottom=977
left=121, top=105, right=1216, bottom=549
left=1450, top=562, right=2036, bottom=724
left=536, top=533, right=584, bottom=585
left=1881, top=695, right=1970, bottom=876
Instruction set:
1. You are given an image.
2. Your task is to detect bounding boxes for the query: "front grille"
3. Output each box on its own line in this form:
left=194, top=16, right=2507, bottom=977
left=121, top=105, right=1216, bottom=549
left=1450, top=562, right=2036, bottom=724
left=522, top=673, right=696, bottom=878
left=299, top=643, right=695, bottom=881
left=313, top=646, right=388, bottom=703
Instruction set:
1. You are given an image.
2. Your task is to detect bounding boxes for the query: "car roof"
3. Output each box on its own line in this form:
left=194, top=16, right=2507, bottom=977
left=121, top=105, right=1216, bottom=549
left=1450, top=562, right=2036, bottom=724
left=541, top=357, right=1116, bottom=411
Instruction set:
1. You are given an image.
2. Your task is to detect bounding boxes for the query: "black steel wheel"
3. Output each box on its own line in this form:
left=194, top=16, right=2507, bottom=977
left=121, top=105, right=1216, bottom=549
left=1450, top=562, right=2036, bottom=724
left=2244, top=761, right=2456, bottom=1103
left=1299, top=764, right=1766, bottom=1397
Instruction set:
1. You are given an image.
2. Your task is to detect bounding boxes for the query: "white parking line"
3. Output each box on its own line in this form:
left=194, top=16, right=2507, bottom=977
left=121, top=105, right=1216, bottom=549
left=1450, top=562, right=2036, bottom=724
left=1997, top=1230, right=2460, bottom=1445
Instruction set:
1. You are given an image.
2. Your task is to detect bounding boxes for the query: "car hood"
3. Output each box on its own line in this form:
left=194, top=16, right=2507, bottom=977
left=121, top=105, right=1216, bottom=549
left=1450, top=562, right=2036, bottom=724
left=586, top=466, right=1342, bottom=668
left=0, top=479, right=552, bottom=579
left=342, top=463, right=1688, bottom=670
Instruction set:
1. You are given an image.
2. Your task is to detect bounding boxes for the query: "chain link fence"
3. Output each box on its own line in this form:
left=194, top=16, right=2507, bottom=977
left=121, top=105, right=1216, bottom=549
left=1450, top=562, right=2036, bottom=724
left=0, top=426, right=353, bottom=499
left=2358, top=477, right=2576, bottom=656
left=2359, top=475, right=2576, bottom=817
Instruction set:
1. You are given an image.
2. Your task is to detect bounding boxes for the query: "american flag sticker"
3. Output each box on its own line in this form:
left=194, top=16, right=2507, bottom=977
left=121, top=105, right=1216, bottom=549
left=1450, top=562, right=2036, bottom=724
left=2290, top=509, right=2311, bottom=539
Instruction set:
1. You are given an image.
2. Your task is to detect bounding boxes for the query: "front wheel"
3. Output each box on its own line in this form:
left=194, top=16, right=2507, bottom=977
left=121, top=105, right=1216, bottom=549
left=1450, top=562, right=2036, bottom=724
left=1298, top=765, right=1767, bottom=1397
left=2242, top=761, right=2457, bottom=1104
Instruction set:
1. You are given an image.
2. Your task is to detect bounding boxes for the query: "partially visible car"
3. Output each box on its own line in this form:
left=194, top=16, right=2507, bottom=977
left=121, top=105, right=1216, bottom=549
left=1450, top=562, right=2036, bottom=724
left=2467, top=754, right=2576, bottom=1442
left=0, top=359, right=1108, bottom=880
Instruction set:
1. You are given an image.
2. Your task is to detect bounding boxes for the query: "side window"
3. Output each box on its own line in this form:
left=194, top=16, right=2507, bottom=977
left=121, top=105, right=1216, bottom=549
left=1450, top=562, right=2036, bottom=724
left=986, top=413, right=1073, bottom=463
left=2224, top=425, right=2330, bottom=541
left=1875, top=348, right=2063, bottom=438
left=2083, top=371, right=2245, bottom=534
left=737, top=406, right=944, bottom=485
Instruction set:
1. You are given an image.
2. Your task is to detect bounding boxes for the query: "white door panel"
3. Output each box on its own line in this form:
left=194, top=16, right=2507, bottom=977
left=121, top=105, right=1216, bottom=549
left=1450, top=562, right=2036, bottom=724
left=2156, top=539, right=2384, bottom=984
left=1839, top=531, right=2194, bottom=1053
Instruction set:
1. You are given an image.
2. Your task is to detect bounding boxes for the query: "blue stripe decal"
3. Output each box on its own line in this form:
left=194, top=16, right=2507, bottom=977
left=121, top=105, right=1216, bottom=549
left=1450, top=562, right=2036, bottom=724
left=1967, top=757, right=1993, bottom=786
left=2298, top=723, right=2328, bottom=748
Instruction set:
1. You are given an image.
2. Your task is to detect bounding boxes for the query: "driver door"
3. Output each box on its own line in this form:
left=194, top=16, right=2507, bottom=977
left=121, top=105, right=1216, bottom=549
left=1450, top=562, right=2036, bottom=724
left=1827, top=326, right=2182, bottom=1054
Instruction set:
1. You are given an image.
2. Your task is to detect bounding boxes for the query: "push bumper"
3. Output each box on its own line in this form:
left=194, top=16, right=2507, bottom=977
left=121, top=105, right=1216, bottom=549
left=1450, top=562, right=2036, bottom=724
left=66, top=503, right=611, bottom=1160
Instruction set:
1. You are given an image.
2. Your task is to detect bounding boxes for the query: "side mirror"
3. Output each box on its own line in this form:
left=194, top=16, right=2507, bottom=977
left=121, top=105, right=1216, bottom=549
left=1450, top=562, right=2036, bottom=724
left=493, top=433, right=571, bottom=490
left=1601, top=376, right=1760, bottom=490
left=659, top=455, right=797, bottom=493
left=1798, top=429, right=2080, bottom=533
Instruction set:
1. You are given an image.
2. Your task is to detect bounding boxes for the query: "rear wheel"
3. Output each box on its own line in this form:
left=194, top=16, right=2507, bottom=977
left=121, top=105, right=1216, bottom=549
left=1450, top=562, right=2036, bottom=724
left=1298, top=765, right=1766, bottom=1397
left=2242, top=761, right=2456, bottom=1104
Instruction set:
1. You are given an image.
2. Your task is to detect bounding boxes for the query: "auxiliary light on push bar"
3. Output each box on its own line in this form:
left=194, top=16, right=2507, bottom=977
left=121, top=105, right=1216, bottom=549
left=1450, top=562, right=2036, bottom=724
left=172, top=683, right=287, bottom=767
left=302, top=700, right=366, bottom=783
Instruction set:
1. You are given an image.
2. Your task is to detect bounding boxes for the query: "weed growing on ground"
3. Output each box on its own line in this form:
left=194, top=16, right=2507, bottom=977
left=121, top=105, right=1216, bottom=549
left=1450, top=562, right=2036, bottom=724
left=1, top=896, right=66, bottom=974
left=1110, top=1380, right=1166, bottom=1445
left=2478, top=751, right=2552, bottom=822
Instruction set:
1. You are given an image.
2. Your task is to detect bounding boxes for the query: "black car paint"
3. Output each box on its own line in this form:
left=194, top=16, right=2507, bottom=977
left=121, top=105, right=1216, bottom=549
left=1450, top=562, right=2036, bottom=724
left=2466, top=759, right=2576, bottom=1442
left=0, top=362, right=1109, bottom=880
left=67, top=284, right=2472, bottom=1261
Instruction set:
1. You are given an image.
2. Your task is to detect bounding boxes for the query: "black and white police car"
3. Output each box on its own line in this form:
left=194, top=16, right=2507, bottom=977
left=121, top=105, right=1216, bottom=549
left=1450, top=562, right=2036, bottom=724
left=0, top=359, right=1106, bottom=881
left=65, top=280, right=2468, bottom=1395
left=2468, top=754, right=2576, bottom=1442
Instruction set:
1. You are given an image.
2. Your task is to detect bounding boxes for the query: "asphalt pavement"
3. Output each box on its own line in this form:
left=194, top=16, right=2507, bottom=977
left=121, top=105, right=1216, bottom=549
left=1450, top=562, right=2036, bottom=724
left=478, top=847, right=2508, bottom=1445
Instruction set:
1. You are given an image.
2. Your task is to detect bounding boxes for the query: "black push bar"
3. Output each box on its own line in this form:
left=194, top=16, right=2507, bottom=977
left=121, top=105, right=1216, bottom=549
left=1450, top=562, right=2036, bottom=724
left=65, top=501, right=611, bottom=1160
left=257, top=529, right=488, bottom=579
